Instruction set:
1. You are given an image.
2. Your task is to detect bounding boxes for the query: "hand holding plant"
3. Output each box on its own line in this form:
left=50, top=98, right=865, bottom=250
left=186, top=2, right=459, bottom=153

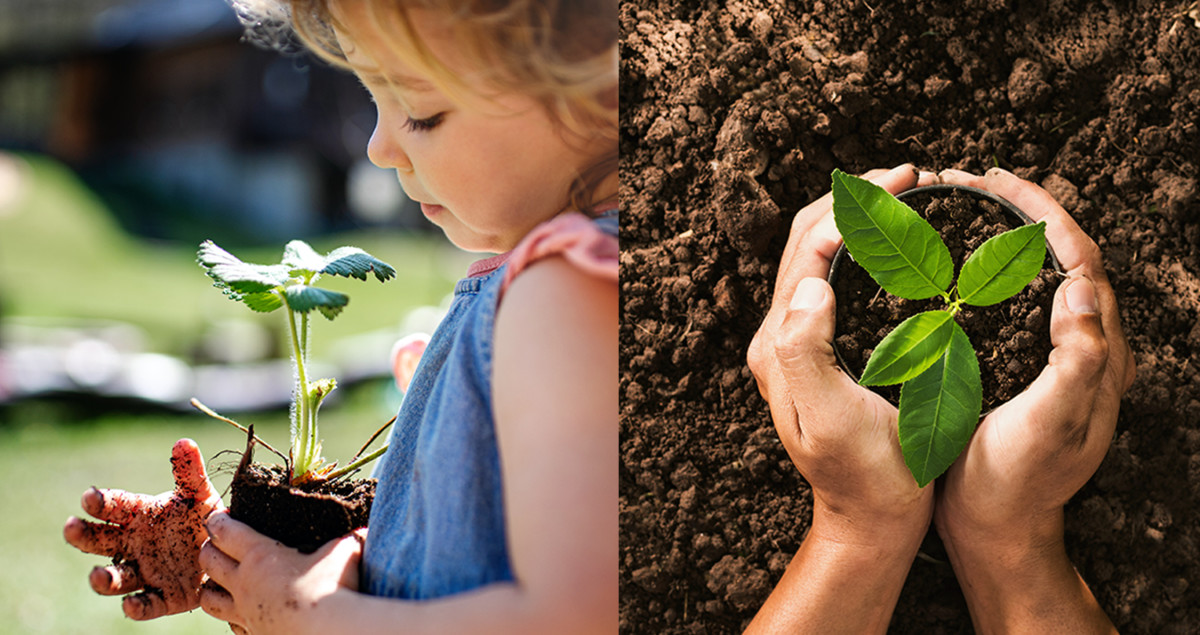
left=929, top=168, right=1136, bottom=633
left=63, top=439, right=223, bottom=621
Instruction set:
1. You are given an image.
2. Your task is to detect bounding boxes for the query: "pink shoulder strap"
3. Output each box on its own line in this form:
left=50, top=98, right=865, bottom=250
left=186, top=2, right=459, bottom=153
left=499, top=211, right=618, bottom=298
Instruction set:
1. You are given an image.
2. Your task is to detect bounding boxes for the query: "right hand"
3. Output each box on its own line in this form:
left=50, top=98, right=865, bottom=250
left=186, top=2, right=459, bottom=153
left=934, top=168, right=1138, bottom=543
left=64, top=438, right=224, bottom=620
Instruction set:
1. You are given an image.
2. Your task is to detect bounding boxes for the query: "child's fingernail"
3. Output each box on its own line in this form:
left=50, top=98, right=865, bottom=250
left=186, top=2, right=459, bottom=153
left=790, top=277, right=828, bottom=311
left=1065, top=277, right=1098, bottom=314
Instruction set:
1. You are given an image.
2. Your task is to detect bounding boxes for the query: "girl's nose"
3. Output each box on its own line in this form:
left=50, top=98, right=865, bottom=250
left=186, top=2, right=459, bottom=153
left=367, top=111, right=414, bottom=173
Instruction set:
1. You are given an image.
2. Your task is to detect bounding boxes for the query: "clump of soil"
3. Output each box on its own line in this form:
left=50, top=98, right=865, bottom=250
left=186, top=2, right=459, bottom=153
left=831, top=187, right=1059, bottom=411
left=229, top=462, right=375, bottom=554
left=620, top=1, right=1200, bottom=633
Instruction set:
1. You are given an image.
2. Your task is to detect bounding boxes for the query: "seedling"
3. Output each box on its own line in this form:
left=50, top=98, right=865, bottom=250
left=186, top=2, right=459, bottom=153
left=195, top=239, right=396, bottom=485
left=831, top=170, right=1047, bottom=486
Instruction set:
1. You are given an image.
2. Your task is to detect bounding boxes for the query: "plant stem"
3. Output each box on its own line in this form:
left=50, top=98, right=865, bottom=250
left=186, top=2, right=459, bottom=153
left=287, top=303, right=312, bottom=478
left=326, top=444, right=390, bottom=480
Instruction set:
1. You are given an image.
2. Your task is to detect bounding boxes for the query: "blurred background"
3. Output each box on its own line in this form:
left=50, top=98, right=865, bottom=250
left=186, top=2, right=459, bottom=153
left=0, top=0, right=471, bottom=632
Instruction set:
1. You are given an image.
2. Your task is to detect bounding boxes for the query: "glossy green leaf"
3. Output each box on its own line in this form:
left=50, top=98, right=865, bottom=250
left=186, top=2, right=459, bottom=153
left=898, top=322, right=982, bottom=487
left=957, top=222, right=1047, bottom=306
left=284, top=285, right=349, bottom=319
left=859, top=310, right=955, bottom=386
left=832, top=169, right=953, bottom=300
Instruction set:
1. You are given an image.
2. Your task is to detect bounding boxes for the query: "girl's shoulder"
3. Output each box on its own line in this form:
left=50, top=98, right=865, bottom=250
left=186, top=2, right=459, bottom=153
left=499, top=210, right=618, bottom=300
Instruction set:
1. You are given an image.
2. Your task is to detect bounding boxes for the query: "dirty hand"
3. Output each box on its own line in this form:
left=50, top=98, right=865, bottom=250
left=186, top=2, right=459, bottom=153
left=934, top=168, right=1137, bottom=542
left=748, top=164, right=941, bottom=535
left=64, top=438, right=224, bottom=620
left=199, top=511, right=364, bottom=634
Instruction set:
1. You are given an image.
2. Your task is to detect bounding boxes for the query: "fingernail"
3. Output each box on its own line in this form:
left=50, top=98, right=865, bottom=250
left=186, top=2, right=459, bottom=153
left=1065, top=277, right=1098, bottom=314
left=790, top=277, right=828, bottom=310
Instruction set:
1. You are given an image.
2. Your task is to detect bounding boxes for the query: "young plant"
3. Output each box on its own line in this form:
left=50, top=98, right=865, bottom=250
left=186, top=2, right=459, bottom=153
left=196, top=239, right=396, bottom=485
left=831, top=169, right=1047, bottom=486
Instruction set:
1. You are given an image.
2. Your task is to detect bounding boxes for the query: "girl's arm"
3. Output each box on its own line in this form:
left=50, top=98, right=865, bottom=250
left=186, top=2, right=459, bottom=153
left=200, top=255, right=617, bottom=634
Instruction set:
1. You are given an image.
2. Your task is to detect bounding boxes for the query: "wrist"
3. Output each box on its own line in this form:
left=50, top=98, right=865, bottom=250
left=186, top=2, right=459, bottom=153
left=935, top=505, right=1065, bottom=564
left=809, top=497, right=932, bottom=557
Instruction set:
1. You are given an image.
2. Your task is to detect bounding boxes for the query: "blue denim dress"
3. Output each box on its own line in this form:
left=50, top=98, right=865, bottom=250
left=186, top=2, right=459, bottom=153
left=361, top=211, right=617, bottom=599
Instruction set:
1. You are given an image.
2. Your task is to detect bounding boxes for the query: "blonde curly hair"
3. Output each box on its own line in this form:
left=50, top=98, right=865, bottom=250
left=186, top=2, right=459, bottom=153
left=232, top=0, right=617, bottom=213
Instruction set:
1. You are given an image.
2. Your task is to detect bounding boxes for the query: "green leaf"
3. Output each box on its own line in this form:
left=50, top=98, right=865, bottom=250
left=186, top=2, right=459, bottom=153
left=957, top=222, right=1047, bottom=306
left=898, top=322, right=982, bottom=487
left=832, top=170, right=953, bottom=300
left=282, top=240, right=326, bottom=274
left=860, top=310, right=956, bottom=386
left=320, top=247, right=397, bottom=282
left=242, top=291, right=284, bottom=313
left=284, top=285, right=349, bottom=319
left=197, top=240, right=290, bottom=295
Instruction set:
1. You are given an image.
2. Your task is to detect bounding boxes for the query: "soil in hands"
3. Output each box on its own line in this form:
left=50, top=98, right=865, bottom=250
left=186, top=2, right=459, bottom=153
left=620, top=0, right=1200, bottom=633
left=229, top=462, right=375, bottom=554
left=832, top=188, right=1059, bottom=411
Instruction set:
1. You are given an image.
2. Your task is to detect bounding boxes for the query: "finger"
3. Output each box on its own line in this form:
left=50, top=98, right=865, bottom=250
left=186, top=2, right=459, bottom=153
left=1021, top=277, right=1110, bottom=442
left=123, top=588, right=170, bottom=621
left=230, top=624, right=250, bottom=635
left=63, top=516, right=124, bottom=557
left=917, top=169, right=941, bottom=186
left=773, top=278, right=866, bottom=446
left=89, top=562, right=145, bottom=596
left=199, top=539, right=240, bottom=588
left=205, top=511, right=273, bottom=562
left=199, top=578, right=240, bottom=623
left=81, top=487, right=151, bottom=526
left=937, top=168, right=983, bottom=188
left=775, top=164, right=919, bottom=306
left=172, top=439, right=219, bottom=502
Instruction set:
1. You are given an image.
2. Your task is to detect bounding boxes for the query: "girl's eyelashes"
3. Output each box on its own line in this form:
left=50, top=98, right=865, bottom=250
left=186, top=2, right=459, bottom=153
left=404, top=112, right=445, bottom=133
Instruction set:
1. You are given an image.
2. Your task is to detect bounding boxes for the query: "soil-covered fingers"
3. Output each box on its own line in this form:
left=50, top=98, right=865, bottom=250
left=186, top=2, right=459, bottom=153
left=171, top=439, right=219, bottom=502
left=80, top=486, right=152, bottom=526
left=63, top=515, right=125, bottom=557
left=122, top=588, right=171, bottom=621
left=89, top=562, right=145, bottom=596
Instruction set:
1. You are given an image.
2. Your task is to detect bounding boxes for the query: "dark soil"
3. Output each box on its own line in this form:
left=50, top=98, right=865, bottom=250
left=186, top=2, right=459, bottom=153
left=619, top=1, right=1200, bottom=633
left=229, top=462, right=375, bottom=554
left=832, top=186, right=1060, bottom=412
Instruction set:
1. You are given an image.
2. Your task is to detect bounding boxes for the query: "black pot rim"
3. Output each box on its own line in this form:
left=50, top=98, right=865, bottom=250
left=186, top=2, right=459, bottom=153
left=827, top=182, right=1065, bottom=386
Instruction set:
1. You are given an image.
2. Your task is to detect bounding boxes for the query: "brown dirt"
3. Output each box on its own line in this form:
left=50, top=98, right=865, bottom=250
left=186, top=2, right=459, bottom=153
left=229, top=462, right=374, bottom=554
left=832, top=186, right=1059, bottom=411
left=619, top=1, right=1200, bottom=633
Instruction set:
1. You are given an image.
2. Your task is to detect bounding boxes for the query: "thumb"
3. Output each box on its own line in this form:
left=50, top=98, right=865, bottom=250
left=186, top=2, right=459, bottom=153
left=171, top=439, right=218, bottom=501
left=1020, top=276, right=1108, bottom=435
left=774, top=277, right=844, bottom=402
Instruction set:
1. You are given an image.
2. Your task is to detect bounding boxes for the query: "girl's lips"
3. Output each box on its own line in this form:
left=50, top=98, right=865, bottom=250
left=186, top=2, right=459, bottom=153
left=420, top=202, right=444, bottom=217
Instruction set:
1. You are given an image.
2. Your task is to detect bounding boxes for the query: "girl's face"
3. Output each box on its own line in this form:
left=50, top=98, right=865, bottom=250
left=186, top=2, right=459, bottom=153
left=332, top=5, right=604, bottom=253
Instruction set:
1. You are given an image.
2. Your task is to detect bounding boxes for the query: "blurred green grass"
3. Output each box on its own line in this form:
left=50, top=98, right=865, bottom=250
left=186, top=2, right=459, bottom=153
left=0, top=153, right=464, bottom=632
left=0, top=153, right=472, bottom=357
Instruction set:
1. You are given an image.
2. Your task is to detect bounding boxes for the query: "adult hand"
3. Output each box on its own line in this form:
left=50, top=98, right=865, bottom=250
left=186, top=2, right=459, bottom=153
left=935, top=167, right=1136, bottom=541
left=199, top=511, right=364, bottom=634
left=934, top=167, right=1135, bottom=634
left=744, top=165, right=940, bottom=634
left=64, top=439, right=224, bottom=620
left=748, top=164, right=940, bottom=529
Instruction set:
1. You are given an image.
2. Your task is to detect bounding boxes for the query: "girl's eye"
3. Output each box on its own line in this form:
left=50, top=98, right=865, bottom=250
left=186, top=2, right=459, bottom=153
left=404, top=113, right=445, bottom=133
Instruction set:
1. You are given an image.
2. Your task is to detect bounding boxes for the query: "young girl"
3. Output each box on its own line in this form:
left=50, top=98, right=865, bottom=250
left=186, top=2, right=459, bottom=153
left=64, top=1, right=618, bottom=632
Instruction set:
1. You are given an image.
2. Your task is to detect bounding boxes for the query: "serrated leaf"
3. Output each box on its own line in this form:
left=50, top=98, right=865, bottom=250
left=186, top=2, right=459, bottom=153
left=242, top=291, right=284, bottom=313
left=197, top=240, right=290, bottom=295
left=898, top=322, right=982, bottom=487
left=282, top=240, right=326, bottom=274
left=957, top=222, right=1047, bottom=306
left=832, top=170, right=953, bottom=300
left=320, top=247, right=397, bottom=282
left=284, top=285, right=349, bottom=318
left=860, top=310, right=956, bottom=386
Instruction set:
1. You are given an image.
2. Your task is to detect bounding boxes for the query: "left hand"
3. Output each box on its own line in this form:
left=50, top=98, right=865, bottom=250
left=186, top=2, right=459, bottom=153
left=198, top=511, right=364, bottom=634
